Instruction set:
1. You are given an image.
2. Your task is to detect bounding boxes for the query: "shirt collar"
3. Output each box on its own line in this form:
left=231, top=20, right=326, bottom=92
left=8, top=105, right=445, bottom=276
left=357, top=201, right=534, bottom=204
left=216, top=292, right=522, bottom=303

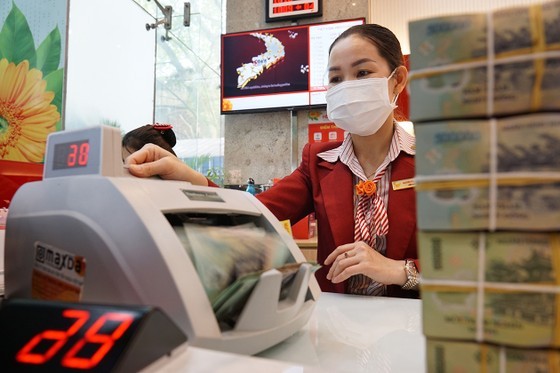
left=318, top=122, right=416, bottom=164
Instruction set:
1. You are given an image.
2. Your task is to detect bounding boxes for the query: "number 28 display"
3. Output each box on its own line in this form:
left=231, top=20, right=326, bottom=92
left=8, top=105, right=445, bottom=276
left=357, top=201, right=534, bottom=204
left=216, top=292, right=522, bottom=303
left=0, top=299, right=187, bottom=372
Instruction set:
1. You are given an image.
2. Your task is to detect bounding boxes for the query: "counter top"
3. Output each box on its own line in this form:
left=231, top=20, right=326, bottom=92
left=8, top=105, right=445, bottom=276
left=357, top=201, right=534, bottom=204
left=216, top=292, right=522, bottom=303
left=259, top=292, right=425, bottom=372
left=145, top=293, right=426, bottom=372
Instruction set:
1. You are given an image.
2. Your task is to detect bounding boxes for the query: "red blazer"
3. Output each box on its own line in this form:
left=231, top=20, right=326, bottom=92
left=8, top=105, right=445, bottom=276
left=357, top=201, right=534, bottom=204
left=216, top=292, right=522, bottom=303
left=257, top=141, right=418, bottom=298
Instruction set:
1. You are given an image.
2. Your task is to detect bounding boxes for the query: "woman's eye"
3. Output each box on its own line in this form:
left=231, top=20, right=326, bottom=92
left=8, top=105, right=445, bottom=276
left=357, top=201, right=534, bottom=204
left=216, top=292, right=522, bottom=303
left=328, top=76, right=341, bottom=84
left=357, top=70, right=371, bottom=78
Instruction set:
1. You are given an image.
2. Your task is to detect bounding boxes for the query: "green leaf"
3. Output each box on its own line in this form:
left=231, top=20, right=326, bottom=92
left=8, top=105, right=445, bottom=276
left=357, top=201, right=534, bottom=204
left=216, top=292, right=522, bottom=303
left=44, top=68, right=64, bottom=117
left=0, top=2, right=36, bottom=66
left=36, top=26, right=61, bottom=76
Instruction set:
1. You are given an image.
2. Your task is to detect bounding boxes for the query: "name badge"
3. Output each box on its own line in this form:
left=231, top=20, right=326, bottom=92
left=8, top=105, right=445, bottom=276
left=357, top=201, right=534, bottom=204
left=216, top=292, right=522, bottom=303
left=392, top=178, right=415, bottom=190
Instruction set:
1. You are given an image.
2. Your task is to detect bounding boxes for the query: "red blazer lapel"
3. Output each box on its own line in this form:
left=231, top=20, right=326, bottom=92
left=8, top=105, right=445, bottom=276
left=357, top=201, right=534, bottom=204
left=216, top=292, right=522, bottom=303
left=317, top=159, right=354, bottom=249
left=386, top=153, right=417, bottom=259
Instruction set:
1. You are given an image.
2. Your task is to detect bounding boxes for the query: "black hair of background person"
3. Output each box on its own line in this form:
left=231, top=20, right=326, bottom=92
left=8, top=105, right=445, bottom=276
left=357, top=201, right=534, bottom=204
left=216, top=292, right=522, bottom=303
left=122, top=125, right=177, bottom=156
left=222, top=27, right=309, bottom=98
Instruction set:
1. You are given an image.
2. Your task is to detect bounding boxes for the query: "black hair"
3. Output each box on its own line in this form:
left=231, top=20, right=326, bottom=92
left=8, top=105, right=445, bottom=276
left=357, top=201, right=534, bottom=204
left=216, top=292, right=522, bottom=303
left=329, top=24, right=404, bottom=72
left=122, top=124, right=177, bottom=156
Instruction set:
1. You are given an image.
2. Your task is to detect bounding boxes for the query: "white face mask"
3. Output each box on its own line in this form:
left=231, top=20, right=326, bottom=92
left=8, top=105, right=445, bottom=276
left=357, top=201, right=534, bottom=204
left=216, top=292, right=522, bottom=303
left=326, top=71, right=398, bottom=136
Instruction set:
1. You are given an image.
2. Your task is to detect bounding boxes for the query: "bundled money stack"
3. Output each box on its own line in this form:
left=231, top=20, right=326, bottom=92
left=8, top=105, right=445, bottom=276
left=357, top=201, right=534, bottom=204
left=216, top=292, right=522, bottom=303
left=427, top=338, right=560, bottom=371
left=409, top=0, right=560, bottom=123
left=409, top=1, right=560, bottom=370
left=415, top=112, right=560, bottom=231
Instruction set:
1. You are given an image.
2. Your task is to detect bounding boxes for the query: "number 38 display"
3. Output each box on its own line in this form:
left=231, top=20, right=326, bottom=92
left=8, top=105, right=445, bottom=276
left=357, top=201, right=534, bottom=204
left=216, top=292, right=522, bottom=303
left=0, top=298, right=187, bottom=372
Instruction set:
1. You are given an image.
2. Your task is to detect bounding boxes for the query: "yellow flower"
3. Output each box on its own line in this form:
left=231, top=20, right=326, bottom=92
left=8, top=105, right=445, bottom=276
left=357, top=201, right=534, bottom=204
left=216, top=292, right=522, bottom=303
left=356, top=180, right=376, bottom=197
left=0, top=58, right=59, bottom=162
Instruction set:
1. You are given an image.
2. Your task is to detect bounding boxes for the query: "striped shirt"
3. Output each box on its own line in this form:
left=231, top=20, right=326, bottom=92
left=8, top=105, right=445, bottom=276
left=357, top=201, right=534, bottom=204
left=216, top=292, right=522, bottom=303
left=317, top=122, right=415, bottom=294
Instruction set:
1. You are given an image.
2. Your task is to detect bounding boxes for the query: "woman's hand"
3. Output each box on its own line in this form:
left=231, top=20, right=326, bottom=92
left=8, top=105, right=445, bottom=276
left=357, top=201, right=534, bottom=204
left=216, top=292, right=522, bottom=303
left=124, top=143, right=209, bottom=186
left=324, top=241, right=407, bottom=286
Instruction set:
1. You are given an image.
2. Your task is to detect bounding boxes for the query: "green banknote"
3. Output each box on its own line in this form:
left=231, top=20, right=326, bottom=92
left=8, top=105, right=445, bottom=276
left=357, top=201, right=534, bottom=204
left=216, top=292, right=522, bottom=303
left=426, top=338, right=560, bottom=372
left=212, top=262, right=320, bottom=330
left=418, top=231, right=560, bottom=282
left=416, top=182, right=560, bottom=230
left=422, top=289, right=560, bottom=347
left=415, top=113, right=560, bottom=176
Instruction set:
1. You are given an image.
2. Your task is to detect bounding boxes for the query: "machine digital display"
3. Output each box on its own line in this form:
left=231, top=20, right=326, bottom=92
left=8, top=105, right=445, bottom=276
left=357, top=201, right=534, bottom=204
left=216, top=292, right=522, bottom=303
left=0, top=299, right=187, bottom=372
left=52, top=140, right=90, bottom=170
left=43, top=126, right=123, bottom=179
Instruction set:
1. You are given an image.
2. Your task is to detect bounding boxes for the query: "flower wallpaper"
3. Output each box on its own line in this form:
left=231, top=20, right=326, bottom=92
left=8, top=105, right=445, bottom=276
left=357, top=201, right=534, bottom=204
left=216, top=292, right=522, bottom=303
left=0, top=1, right=66, bottom=162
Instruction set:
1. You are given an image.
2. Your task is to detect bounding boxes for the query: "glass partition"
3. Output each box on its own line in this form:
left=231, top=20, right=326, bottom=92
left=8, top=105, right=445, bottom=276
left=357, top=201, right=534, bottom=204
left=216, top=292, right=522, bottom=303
left=65, top=0, right=224, bottom=183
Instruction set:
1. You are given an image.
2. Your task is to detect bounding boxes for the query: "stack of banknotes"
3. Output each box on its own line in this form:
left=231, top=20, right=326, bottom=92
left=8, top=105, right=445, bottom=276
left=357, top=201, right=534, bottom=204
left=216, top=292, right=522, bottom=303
left=419, top=230, right=560, bottom=347
left=414, top=112, right=560, bottom=231
left=426, top=338, right=560, bottom=372
left=408, top=0, right=560, bottom=123
left=409, top=2, right=560, bottom=370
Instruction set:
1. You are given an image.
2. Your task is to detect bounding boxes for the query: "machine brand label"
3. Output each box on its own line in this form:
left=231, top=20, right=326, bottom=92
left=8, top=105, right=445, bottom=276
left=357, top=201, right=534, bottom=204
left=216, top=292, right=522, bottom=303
left=32, top=241, right=86, bottom=301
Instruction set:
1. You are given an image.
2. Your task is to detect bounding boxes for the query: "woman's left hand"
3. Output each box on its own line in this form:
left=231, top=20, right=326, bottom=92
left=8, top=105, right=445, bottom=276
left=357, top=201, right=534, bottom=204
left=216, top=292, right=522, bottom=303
left=324, top=241, right=407, bottom=286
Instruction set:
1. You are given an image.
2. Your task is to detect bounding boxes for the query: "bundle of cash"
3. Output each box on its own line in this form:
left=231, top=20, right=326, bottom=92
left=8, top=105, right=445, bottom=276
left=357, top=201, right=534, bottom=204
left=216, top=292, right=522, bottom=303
left=408, top=0, right=560, bottom=122
left=409, top=1, right=560, bottom=70
left=415, top=113, right=560, bottom=176
left=423, top=287, right=560, bottom=347
left=426, top=338, right=560, bottom=372
left=417, top=181, right=560, bottom=231
left=418, top=230, right=560, bottom=283
left=415, top=112, right=560, bottom=231
left=419, top=231, right=560, bottom=347
left=409, top=56, right=560, bottom=122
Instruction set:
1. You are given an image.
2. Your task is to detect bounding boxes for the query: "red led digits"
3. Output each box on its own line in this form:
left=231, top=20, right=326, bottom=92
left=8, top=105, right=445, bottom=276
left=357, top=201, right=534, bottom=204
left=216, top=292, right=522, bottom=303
left=16, top=309, right=89, bottom=364
left=67, top=142, right=89, bottom=167
left=67, top=144, right=78, bottom=167
left=15, top=309, right=134, bottom=369
left=78, top=142, right=89, bottom=166
left=62, top=312, right=134, bottom=369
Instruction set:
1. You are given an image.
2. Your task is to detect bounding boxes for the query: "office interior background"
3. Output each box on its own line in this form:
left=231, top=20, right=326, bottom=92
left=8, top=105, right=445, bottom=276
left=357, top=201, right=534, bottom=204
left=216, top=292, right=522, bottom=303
left=10, top=0, right=548, bottom=186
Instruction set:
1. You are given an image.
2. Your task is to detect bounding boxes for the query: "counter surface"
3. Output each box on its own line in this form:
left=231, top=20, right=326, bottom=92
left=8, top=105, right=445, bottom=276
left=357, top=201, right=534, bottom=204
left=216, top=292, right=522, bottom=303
left=145, top=293, right=426, bottom=372
left=259, top=292, right=426, bottom=372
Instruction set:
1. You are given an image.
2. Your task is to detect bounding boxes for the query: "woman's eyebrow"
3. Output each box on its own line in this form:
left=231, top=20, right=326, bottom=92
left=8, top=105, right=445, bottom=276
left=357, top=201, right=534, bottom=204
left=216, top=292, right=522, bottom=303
left=328, top=57, right=377, bottom=72
left=351, top=58, right=377, bottom=67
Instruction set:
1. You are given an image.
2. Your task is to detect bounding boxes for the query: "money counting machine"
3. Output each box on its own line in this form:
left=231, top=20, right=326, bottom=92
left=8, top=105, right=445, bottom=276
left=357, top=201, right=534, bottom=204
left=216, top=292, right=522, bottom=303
left=4, top=125, right=320, bottom=356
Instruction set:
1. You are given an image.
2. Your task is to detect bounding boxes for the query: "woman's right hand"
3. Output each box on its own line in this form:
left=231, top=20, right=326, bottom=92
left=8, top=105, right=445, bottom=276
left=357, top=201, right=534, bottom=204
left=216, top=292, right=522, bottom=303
left=124, top=143, right=209, bottom=186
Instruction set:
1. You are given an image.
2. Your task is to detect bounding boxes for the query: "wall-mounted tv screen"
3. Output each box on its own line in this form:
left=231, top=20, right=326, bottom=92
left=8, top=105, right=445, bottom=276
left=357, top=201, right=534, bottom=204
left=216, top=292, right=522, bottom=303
left=220, top=18, right=365, bottom=114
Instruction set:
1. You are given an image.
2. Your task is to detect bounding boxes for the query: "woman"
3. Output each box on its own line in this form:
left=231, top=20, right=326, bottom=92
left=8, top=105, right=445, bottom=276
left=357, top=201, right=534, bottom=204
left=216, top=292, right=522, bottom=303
left=126, top=24, right=419, bottom=298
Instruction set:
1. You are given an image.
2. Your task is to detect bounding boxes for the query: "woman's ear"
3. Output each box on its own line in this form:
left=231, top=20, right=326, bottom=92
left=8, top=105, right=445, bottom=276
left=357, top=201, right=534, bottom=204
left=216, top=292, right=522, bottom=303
left=393, top=65, right=408, bottom=96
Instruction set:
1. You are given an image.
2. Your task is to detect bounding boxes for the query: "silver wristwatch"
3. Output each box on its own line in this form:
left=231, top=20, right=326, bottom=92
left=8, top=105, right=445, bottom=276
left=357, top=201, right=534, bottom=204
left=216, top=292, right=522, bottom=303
left=402, top=259, right=420, bottom=290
